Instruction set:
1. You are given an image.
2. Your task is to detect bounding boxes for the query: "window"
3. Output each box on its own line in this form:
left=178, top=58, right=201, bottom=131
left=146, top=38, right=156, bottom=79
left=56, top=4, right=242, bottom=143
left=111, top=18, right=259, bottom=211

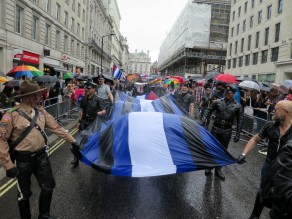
left=64, top=35, right=68, bottom=52
left=243, top=20, right=246, bottom=32
left=245, top=54, right=250, bottom=66
left=231, top=27, right=234, bottom=37
left=235, top=41, right=238, bottom=54
left=64, top=11, right=68, bottom=26
left=248, top=35, right=251, bottom=50
left=229, top=43, right=232, bottom=56
left=65, top=0, right=69, bottom=5
left=31, top=0, right=37, bottom=3
left=71, top=39, right=74, bottom=56
left=228, top=60, right=231, bottom=69
left=237, top=24, right=240, bottom=35
left=82, top=27, right=84, bottom=40
left=255, top=31, right=260, bottom=48
left=0, top=0, right=3, bottom=26
left=241, top=38, right=244, bottom=53
left=55, top=30, right=60, bottom=49
left=264, top=28, right=269, bottom=46
left=271, top=47, right=279, bottom=62
left=72, top=0, right=75, bottom=11
left=275, top=23, right=280, bottom=42
left=82, top=9, right=85, bottom=22
left=233, top=58, right=237, bottom=68
left=278, top=0, right=283, bottom=14
left=239, top=56, right=243, bottom=67
left=251, top=0, right=255, bottom=8
left=250, top=16, right=253, bottom=28
left=232, top=11, right=235, bottom=21
left=267, top=5, right=272, bottom=19
left=77, top=23, right=80, bottom=36
left=45, top=0, right=50, bottom=13
left=15, top=6, right=23, bottom=34
left=32, top=16, right=38, bottom=40
left=238, top=6, right=241, bottom=17
left=45, top=24, right=51, bottom=45
left=81, top=46, right=84, bottom=60
left=56, top=3, right=60, bottom=21
left=258, top=11, right=262, bottom=24
left=71, top=18, right=75, bottom=32
left=76, top=43, right=80, bottom=58
left=78, top=4, right=81, bottom=17
left=262, top=50, right=268, bottom=63
left=253, top=52, right=258, bottom=65
left=244, top=2, right=248, bottom=13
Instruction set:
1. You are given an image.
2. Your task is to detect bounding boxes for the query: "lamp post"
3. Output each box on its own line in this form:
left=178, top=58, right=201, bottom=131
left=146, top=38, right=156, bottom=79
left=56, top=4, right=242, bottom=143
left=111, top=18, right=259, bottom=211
left=100, top=33, right=114, bottom=76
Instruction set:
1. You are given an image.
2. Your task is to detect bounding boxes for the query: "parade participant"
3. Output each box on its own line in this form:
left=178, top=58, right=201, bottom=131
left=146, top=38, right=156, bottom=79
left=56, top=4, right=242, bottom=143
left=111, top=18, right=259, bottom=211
left=0, top=80, right=78, bottom=219
left=96, top=74, right=114, bottom=113
left=270, top=140, right=292, bottom=219
left=176, top=83, right=194, bottom=118
left=72, top=82, right=106, bottom=166
left=199, top=87, right=212, bottom=120
left=237, top=100, right=292, bottom=219
left=203, top=85, right=243, bottom=181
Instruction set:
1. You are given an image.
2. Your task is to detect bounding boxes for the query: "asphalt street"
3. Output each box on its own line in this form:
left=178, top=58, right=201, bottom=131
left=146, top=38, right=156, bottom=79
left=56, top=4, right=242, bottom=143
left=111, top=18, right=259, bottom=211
left=0, top=131, right=271, bottom=219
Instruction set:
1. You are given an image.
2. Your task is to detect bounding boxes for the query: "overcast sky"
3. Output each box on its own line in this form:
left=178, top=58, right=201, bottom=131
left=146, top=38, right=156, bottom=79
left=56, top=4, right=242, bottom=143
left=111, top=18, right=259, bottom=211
left=117, top=0, right=189, bottom=63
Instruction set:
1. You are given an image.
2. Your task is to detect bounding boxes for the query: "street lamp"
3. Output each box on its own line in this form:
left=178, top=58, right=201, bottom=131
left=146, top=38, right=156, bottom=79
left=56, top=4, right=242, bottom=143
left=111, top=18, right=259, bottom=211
left=100, top=33, right=115, bottom=75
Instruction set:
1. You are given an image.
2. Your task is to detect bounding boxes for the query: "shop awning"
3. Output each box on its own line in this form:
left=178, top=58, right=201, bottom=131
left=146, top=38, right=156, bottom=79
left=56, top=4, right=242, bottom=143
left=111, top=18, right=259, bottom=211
left=44, top=63, right=68, bottom=73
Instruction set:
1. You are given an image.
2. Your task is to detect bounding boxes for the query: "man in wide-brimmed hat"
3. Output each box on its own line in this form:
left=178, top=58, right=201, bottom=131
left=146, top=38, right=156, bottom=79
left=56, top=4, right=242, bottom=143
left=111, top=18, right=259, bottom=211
left=0, top=80, right=79, bottom=219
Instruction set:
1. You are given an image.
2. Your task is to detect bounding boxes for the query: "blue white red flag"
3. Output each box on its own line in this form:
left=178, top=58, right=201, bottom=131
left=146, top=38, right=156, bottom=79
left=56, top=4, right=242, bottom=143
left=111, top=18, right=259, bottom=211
left=112, top=64, right=123, bottom=79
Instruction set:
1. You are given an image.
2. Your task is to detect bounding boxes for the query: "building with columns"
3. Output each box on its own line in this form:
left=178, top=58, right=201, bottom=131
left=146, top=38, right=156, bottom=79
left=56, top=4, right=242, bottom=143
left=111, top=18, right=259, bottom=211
left=0, top=0, right=87, bottom=77
left=225, top=0, right=292, bottom=83
left=0, top=0, right=128, bottom=78
left=127, top=50, right=151, bottom=75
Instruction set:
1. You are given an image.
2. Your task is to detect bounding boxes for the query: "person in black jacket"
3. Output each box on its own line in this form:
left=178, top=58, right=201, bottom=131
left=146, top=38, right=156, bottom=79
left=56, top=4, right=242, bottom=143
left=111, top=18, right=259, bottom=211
left=237, top=100, right=292, bottom=219
left=203, top=85, right=243, bottom=181
left=270, top=140, right=292, bottom=219
left=71, top=82, right=106, bottom=166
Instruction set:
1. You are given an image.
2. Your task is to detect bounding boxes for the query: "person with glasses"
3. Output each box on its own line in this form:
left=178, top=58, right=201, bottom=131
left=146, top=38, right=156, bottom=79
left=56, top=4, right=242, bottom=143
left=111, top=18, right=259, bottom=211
left=237, top=100, right=292, bottom=219
left=72, top=82, right=106, bottom=167
left=202, top=85, right=243, bottom=181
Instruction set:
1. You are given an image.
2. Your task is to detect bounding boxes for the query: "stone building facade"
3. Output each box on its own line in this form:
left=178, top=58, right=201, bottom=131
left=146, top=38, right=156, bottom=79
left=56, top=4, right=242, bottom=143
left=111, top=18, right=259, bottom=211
left=127, top=50, right=151, bottom=75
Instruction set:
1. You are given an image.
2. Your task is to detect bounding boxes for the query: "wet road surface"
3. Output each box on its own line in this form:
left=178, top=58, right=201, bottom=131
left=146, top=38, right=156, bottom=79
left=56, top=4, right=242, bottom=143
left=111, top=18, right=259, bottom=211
left=0, top=135, right=270, bottom=219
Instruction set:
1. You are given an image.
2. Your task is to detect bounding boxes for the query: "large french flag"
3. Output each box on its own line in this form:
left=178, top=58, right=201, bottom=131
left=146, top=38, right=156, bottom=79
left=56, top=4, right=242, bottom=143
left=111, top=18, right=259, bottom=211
left=112, top=64, right=123, bottom=79
left=79, top=112, right=236, bottom=177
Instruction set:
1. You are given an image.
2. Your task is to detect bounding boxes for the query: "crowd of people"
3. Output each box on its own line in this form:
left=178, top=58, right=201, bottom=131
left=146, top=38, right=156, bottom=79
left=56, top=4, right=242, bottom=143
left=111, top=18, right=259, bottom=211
left=0, top=73, right=292, bottom=218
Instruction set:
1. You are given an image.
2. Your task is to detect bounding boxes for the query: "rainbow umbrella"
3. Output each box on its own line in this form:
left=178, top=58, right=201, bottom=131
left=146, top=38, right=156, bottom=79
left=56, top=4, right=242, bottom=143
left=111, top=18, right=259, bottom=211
left=0, top=76, right=9, bottom=83
left=63, top=72, right=74, bottom=79
left=149, top=78, right=162, bottom=85
left=6, top=65, right=44, bottom=78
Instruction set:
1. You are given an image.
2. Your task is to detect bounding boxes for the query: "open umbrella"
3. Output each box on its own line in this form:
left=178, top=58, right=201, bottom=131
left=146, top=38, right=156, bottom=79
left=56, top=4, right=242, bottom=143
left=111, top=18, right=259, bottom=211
left=76, top=75, right=92, bottom=81
left=204, top=71, right=220, bottom=80
left=63, top=72, right=74, bottom=79
left=258, top=82, right=271, bottom=92
left=236, top=76, right=251, bottom=82
left=281, top=80, right=292, bottom=89
left=271, top=83, right=288, bottom=94
left=33, top=75, right=59, bottom=83
left=214, top=73, right=237, bottom=83
left=7, top=65, right=44, bottom=78
left=172, top=76, right=185, bottom=84
left=0, top=76, right=9, bottom=83
left=4, top=79, right=24, bottom=87
left=239, top=80, right=260, bottom=91
left=0, top=71, right=6, bottom=77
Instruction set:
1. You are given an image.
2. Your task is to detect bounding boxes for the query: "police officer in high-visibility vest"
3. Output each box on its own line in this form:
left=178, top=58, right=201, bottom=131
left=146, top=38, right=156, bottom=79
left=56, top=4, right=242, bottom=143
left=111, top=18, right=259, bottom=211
left=0, top=80, right=78, bottom=219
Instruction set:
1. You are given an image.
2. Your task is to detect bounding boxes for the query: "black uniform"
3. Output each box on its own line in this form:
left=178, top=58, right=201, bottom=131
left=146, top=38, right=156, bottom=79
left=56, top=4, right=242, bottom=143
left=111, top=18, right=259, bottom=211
left=203, top=98, right=243, bottom=149
left=79, top=93, right=104, bottom=131
left=175, top=92, right=194, bottom=114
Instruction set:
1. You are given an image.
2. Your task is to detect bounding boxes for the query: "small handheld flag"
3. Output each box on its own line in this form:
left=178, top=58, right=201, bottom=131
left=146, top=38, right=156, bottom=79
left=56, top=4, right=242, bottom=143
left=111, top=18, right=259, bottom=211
left=113, top=64, right=123, bottom=79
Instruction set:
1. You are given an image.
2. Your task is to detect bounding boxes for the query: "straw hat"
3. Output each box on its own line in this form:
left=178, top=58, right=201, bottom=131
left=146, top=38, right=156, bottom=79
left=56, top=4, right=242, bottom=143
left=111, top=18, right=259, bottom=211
left=14, top=80, right=46, bottom=98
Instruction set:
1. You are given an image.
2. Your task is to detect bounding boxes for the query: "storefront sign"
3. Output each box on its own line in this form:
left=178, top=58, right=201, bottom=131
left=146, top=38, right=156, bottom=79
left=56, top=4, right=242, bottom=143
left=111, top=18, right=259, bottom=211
left=21, top=51, right=39, bottom=64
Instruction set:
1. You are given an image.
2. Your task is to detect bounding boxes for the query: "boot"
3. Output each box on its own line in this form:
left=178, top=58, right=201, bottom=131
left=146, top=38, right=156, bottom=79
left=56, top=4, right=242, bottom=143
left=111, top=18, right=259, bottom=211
left=18, top=199, right=31, bottom=219
left=215, top=168, right=225, bottom=181
left=205, top=169, right=212, bottom=176
left=249, top=192, right=264, bottom=219
left=38, top=190, right=56, bottom=219
left=70, top=156, right=79, bottom=167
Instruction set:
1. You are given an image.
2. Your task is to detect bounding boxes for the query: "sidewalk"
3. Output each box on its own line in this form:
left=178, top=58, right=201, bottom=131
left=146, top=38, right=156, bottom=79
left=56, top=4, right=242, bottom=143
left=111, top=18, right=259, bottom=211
left=0, top=119, right=78, bottom=181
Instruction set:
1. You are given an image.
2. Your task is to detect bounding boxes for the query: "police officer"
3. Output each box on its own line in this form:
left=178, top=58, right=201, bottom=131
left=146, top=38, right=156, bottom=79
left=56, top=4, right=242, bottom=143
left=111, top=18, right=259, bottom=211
left=96, top=74, right=114, bottom=115
left=72, top=82, right=106, bottom=166
left=0, top=81, right=78, bottom=219
left=203, top=85, right=243, bottom=181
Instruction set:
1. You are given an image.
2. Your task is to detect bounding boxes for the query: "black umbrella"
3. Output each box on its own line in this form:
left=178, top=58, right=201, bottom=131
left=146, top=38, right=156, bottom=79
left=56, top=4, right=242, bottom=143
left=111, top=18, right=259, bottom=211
left=236, top=76, right=251, bottom=82
left=4, top=79, right=23, bottom=87
left=258, top=82, right=271, bottom=92
left=33, top=75, right=59, bottom=83
left=76, top=75, right=93, bottom=81
left=204, top=71, right=220, bottom=80
left=0, top=71, right=6, bottom=77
